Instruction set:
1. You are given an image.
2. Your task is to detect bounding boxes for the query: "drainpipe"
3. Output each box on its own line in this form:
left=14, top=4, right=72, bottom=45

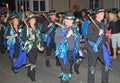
left=69, top=0, right=71, bottom=9
left=51, top=0, right=53, bottom=10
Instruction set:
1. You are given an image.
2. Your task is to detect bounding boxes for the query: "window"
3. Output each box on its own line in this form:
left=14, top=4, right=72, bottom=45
left=95, top=0, right=99, bottom=8
left=89, top=0, right=99, bottom=9
left=33, top=1, right=39, bottom=11
left=20, top=1, right=22, bottom=6
left=40, top=1, right=45, bottom=11
left=89, top=0, right=93, bottom=9
left=17, top=2, right=20, bottom=11
left=23, top=1, right=26, bottom=11
left=27, top=1, right=29, bottom=11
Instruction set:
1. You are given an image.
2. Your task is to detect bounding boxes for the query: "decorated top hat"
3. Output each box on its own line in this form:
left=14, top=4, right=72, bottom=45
left=25, top=11, right=36, bottom=21
left=8, top=15, right=19, bottom=22
left=95, top=6, right=105, bottom=14
left=48, top=10, right=56, bottom=16
left=64, top=11, right=75, bottom=20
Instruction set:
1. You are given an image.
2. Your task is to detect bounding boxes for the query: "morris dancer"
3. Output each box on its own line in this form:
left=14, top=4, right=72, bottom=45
left=86, top=6, right=111, bottom=83
left=6, top=16, right=23, bottom=73
left=41, top=10, right=60, bottom=67
left=23, top=12, right=44, bottom=81
left=55, top=11, right=85, bottom=83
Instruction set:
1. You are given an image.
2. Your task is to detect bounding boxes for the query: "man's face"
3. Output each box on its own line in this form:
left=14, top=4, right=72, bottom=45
left=96, top=12, right=105, bottom=21
left=50, top=15, right=56, bottom=22
left=82, top=11, right=86, bottom=17
left=1, top=16, right=5, bottom=21
left=64, top=19, right=74, bottom=27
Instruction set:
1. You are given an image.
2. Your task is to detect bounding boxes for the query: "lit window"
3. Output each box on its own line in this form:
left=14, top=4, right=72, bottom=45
left=89, top=0, right=99, bottom=9
left=33, top=1, right=39, bottom=11
left=40, top=1, right=45, bottom=11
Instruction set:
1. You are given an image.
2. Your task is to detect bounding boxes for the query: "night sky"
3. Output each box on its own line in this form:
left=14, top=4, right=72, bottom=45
left=0, top=0, right=15, bottom=11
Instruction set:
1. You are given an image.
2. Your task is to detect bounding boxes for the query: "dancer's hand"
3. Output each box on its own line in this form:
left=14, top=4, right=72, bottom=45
left=38, top=47, right=44, bottom=52
left=47, top=23, right=53, bottom=28
left=79, top=50, right=83, bottom=57
left=66, top=29, right=73, bottom=38
left=99, top=29, right=104, bottom=35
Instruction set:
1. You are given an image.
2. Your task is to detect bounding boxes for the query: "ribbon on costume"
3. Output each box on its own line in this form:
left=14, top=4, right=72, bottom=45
left=14, top=46, right=27, bottom=68
left=102, top=44, right=112, bottom=70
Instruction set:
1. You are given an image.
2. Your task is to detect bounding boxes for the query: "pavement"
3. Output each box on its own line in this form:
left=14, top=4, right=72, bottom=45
left=0, top=51, right=120, bottom=83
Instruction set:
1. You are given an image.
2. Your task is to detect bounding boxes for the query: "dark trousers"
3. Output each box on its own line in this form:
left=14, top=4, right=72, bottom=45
left=45, top=41, right=60, bottom=65
left=0, top=37, right=5, bottom=53
left=0, top=28, right=5, bottom=53
left=13, top=44, right=20, bottom=59
left=27, top=47, right=38, bottom=81
left=87, top=46, right=109, bottom=83
left=45, top=41, right=55, bottom=56
left=28, top=47, right=38, bottom=64
left=58, top=51, right=74, bottom=83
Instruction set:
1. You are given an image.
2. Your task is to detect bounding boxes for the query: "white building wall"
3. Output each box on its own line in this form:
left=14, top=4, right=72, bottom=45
left=70, top=0, right=89, bottom=10
left=15, top=0, right=120, bottom=12
left=15, top=0, right=49, bottom=12
left=49, top=0, right=69, bottom=12
left=103, top=0, right=120, bottom=9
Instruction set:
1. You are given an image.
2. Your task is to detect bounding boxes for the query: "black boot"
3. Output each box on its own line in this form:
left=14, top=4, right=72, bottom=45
left=1, top=50, right=5, bottom=54
left=27, top=66, right=36, bottom=81
left=27, top=66, right=31, bottom=77
left=56, top=56, right=61, bottom=66
left=11, top=59, right=18, bottom=73
left=74, top=63, right=80, bottom=74
left=56, top=60, right=61, bottom=66
left=11, top=67, right=18, bottom=73
left=46, top=60, right=51, bottom=67
left=61, top=80, right=69, bottom=83
left=70, top=67, right=73, bottom=74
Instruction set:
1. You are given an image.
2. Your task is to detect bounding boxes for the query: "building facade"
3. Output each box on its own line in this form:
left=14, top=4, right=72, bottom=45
left=103, top=0, right=120, bottom=9
left=15, top=0, right=120, bottom=12
left=15, top=0, right=49, bottom=12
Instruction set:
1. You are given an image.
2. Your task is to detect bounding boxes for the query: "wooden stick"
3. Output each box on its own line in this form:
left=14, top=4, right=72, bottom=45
left=88, top=14, right=100, bottom=30
left=21, top=6, right=24, bottom=12
left=55, top=22, right=64, bottom=27
left=43, top=13, right=51, bottom=23
left=6, top=3, right=9, bottom=9
left=6, top=3, right=9, bottom=14
left=6, top=3, right=9, bottom=16
left=21, top=5, right=29, bottom=36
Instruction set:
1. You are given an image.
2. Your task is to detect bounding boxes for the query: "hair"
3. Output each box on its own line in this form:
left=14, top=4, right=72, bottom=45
left=108, top=12, right=118, bottom=22
left=118, top=11, right=120, bottom=18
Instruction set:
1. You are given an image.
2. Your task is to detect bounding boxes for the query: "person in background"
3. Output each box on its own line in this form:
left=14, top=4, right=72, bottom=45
left=116, top=11, right=120, bottom=54
left=108, top=12, right=120, bottom=59
left=0, top=12, right=9, bottom=54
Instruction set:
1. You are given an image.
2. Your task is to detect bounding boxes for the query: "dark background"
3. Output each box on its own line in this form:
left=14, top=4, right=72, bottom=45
left=0, top=0, right=15, bottom=11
